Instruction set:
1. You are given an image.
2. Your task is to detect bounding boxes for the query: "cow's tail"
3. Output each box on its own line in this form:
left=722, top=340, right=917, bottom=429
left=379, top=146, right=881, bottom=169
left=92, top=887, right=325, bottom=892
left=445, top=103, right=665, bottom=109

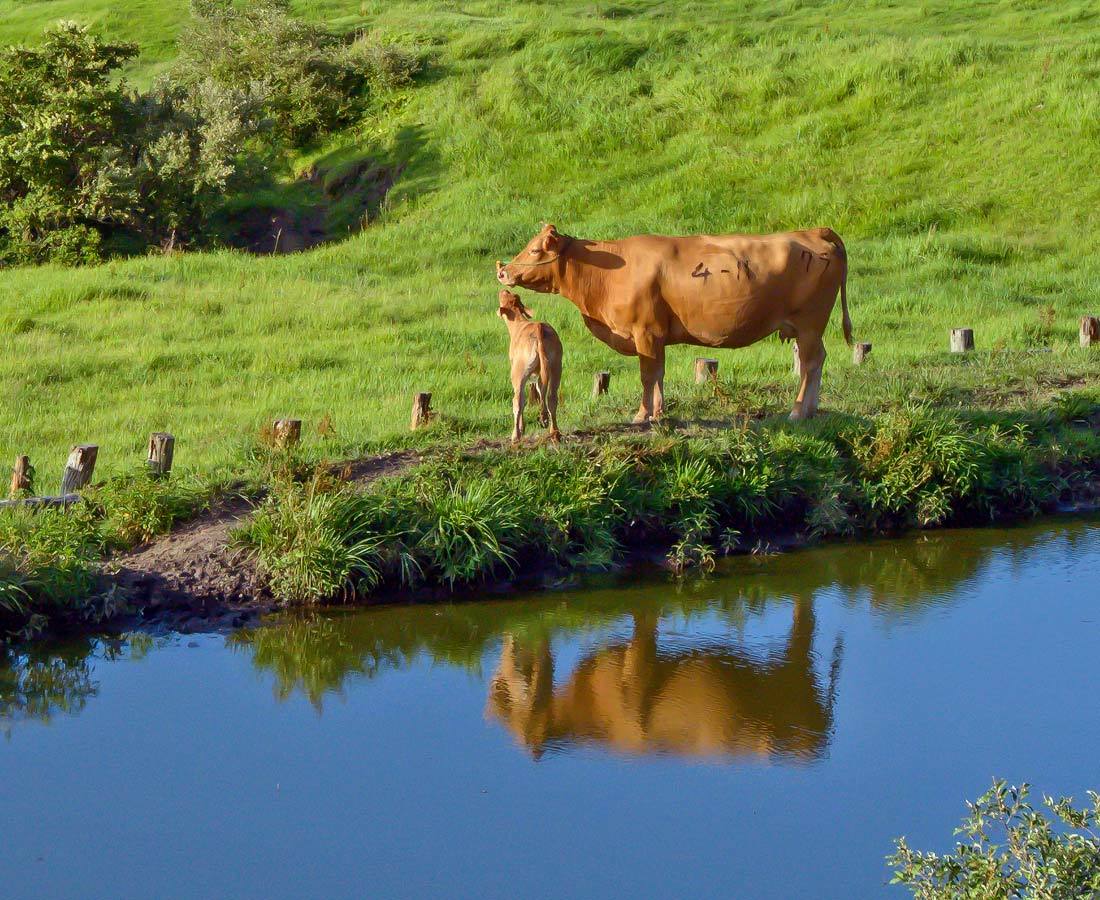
left=818, top=228, right=852, bottom=347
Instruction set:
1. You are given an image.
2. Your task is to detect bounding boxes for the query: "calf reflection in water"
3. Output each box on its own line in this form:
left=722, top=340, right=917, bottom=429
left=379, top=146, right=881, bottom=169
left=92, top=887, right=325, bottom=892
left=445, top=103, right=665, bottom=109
left=486, top=599, right=841, bottom=761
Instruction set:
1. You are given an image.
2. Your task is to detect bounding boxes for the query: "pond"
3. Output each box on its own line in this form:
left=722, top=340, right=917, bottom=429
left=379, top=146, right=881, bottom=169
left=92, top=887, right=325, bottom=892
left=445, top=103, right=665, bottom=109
left=3, top=517, right=1099, bottom=899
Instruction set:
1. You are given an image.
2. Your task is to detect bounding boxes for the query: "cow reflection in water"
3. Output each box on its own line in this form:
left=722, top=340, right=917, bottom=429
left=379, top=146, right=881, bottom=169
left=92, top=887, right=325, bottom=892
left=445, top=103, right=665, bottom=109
left=487, top=598, right=840, bottom=761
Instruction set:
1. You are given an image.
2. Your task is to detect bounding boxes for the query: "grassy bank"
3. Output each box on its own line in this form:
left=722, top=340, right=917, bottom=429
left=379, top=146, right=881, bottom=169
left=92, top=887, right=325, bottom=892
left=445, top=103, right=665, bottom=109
left=234, top=402, right=1100, bottom=606
left=1, top=0, right=1099, bottom=485
left=3, top=396, right=1099, bottom=637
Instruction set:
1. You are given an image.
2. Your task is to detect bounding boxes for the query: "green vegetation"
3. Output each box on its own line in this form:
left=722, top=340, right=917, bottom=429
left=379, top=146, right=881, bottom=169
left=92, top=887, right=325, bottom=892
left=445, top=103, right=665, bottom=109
left=0, top=0, right=1097, bottom=482
left=235, top=403, right=1100, bottom=605
left=0, top=469, right=226, bottom=637
left=1, top=1, right=1098, bottom=633
left=0, top=4, right=419, bottom=263
left=891, top=781, right=1100, bottom=898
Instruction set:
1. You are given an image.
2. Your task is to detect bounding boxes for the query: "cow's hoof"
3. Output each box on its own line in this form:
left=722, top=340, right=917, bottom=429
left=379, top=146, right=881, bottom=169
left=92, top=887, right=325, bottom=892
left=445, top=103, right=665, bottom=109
left=632, top=412, right=651, bottom=425
left=788, top=408, right=806, bottom=422
left=549, top=430, right=562, bottom=443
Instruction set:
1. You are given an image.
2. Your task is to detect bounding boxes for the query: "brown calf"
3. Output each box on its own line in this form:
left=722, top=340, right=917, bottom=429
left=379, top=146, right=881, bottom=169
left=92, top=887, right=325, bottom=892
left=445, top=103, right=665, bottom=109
left=497, top=289, right=562, bottom=443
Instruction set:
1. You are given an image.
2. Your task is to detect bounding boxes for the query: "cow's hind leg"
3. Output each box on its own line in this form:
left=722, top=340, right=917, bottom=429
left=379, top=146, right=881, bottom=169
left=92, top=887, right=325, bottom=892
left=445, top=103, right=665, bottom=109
left=790, top=334, right=826, bottom=421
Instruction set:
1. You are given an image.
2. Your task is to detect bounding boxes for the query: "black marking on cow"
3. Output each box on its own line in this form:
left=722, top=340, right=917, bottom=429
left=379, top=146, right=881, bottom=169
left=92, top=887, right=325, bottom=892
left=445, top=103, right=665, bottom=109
left=691, top=262, right=712, bottom=283
left=737, top=259, right=754, bottom=280
left=720, top=269, right=730, bottom=274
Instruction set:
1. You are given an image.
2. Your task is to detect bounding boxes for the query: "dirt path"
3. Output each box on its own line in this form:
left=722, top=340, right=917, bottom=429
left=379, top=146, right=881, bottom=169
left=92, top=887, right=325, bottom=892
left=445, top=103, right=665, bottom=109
left=105, top=450, right=421, bottom=628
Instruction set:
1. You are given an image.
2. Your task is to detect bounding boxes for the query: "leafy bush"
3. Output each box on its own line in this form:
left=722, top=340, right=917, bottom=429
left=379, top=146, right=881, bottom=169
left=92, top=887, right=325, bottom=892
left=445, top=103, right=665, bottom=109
left=0, top=21, right=259, bottom=262
left=87, top=469, right=209, bottom=548
left=0, top=23, right=140, bottom=264
left=890, top=780, right=1100, bottom=898
left=176, top=0, right=420, bottom=144
left=0, top=9, right=420, bottom=263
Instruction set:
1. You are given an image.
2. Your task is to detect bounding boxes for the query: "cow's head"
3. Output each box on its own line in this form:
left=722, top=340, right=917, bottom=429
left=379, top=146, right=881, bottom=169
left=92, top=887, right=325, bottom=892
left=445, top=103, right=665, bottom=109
left=496, top=223, right=569, bottom=292
left=497, top=289, right=533, bottom=322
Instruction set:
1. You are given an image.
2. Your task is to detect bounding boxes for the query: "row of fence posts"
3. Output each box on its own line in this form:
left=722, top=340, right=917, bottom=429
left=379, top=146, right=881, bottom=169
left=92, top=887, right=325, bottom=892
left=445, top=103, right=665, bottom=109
left=7, top=318, right=1098, bottom=500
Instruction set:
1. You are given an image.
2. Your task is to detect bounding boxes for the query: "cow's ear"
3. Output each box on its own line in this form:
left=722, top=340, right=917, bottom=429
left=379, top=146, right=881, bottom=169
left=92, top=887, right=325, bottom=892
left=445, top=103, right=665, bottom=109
left=541, top=230, right=560, bottom=253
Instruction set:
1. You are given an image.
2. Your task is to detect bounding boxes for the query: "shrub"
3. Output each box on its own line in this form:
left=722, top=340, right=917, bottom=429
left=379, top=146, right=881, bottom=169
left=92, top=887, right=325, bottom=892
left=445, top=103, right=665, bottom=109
left=176, top=1, right=419, bottom=145
left=890, top=780, right=1100, bottom=898
left=0, top=23, right=141, bottom=264
left=0, top=21, right=259, bottom=261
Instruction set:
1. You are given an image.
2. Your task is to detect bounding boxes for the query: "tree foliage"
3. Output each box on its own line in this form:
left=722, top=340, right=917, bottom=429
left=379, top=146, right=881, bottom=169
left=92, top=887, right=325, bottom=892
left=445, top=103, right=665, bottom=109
left=0, top=6, right=420, bottom=264
left=0, top=23, right=140, bottom=264
left=0, top=22, right=258, bottom=263
left=890, top=781, right=1100, bottom=899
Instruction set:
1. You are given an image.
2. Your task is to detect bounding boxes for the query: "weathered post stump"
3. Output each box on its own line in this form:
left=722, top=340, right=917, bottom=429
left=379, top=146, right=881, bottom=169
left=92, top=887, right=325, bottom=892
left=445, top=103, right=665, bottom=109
left=694, top=358, right=719, bottom=383
left=10, top=456, right=33, bottom=498
left=592, top=371, right=611, bottom=397
left=792, top=341, right=803, bottom=379
left=950, top=328, right=975, bottom=353
left=852, top=342, right=872, bottom=365
left=147, top=432, right=175, bottom=478
left=59, top=445, right=98, bottom=494
left=272, top=419, right=302, bottom=449
left=410, top=392, right=432, bottom=430
left=1080, top=316, right=1099, bottom=347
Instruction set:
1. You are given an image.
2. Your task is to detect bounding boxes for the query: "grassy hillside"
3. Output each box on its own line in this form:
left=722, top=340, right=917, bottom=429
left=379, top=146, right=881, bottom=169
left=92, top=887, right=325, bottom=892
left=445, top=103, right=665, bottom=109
left=1, top=0, right=1098, bottom=486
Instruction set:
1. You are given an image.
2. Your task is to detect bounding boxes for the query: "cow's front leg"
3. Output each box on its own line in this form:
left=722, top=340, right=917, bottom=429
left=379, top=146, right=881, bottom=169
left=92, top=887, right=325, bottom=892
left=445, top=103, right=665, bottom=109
left=633, top=342, right=666, bottom=424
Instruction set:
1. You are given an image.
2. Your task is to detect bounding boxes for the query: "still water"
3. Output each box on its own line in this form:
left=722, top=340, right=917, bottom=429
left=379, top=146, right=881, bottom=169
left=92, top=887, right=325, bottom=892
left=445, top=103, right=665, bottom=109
left=3, top=518, right=1099, bottom=899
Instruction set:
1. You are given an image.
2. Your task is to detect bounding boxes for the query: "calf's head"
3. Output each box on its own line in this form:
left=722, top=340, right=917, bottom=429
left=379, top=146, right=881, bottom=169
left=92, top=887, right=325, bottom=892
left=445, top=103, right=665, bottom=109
left=496, top=223, right=569, bottom=292
left=497, top=289, right=533, bottom=322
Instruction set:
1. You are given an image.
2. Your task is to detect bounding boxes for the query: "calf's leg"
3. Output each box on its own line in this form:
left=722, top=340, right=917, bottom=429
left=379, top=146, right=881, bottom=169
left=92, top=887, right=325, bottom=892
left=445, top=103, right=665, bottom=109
left=511, top=361, right=529, bottom=443
left=546, top=368, right=561, bottom=440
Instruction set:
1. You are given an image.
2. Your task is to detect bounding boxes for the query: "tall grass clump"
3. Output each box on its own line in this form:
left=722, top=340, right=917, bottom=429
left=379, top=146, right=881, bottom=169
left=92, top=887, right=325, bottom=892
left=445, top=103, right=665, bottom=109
left=234, top=474, right=384, bottom=604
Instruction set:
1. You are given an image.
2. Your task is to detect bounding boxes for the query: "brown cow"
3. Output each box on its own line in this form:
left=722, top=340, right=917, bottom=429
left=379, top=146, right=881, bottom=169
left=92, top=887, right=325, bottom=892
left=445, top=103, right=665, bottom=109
left=497, top=289, right=562, bottom=443
left=497, top=223, right=851, bottom=421
left=486, top=600, right=840, bottom=761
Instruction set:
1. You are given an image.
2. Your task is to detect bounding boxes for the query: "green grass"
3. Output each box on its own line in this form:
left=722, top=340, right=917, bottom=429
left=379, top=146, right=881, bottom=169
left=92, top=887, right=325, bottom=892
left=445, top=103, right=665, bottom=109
left=1, top=0, right=1099, bottom=488
left=235, top=405, right=1100, bottom=606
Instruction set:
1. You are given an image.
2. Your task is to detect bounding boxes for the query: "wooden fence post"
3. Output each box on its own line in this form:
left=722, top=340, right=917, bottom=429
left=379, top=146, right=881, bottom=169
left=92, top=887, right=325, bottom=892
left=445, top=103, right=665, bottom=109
left=147, top=432, right=175, bottom=478
left=852, top=342, right=872, bottom=365
left=410, top=392, right=432, bottom=430
left=694, top=358, right=718, bottom=383
left=592, top=371, right=611, bottom=397
left=1080, top=316, right=1099, bottom=347
left=10, top=456, right=33, bottom=498
left=272, top=419, right=302, bottom=448
left=59, top=445, right=98, bottom=494
left=950, top=328, right=975, bottom=353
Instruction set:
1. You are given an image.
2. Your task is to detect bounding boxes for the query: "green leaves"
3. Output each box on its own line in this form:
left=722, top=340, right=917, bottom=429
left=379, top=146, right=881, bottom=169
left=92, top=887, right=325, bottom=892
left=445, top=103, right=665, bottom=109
left=890, top=780, right=1100, bottom=899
